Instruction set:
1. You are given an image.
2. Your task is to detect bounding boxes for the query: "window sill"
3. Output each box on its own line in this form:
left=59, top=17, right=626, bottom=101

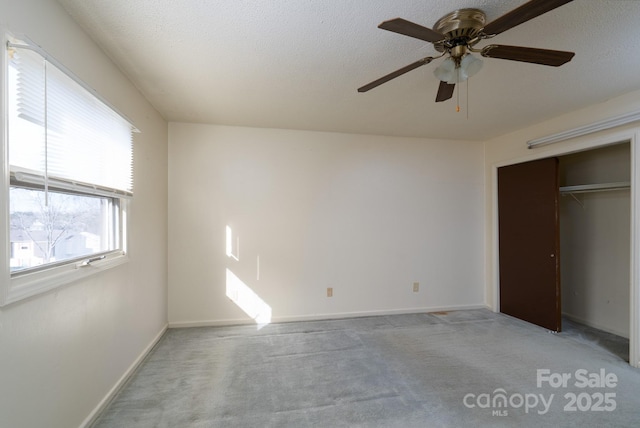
left=1, top=252, right=128, bottom=307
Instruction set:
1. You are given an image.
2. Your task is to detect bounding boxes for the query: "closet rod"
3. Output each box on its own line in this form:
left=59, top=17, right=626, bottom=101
left=559, top=181, right=630, bottom=194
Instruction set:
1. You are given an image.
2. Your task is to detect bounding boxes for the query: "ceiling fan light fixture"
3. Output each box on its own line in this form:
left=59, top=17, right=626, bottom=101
left=433, top=57, right=456, bottom=83
left=434, top=53, right=483, bottom=84
left=460, top=53, right=483, bottom=78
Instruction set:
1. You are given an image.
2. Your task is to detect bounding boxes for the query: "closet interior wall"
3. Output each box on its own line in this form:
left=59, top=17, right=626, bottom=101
left=559, top=142, right=631, bottom=338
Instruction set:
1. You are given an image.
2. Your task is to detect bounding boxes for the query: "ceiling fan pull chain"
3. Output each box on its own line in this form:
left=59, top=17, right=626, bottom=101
left=466, top=78, right=469, bottom=120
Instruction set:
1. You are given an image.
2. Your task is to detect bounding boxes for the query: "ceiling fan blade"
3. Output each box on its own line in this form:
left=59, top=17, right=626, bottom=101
left=481, top=45, right=575, bottom=66
left=358, top=57, right=434, bottom=93
left=379, top=18, right=445, bottom=43
left=482, top=0, right=574, bottom=36
left=435, top=81, right=455, bottom=102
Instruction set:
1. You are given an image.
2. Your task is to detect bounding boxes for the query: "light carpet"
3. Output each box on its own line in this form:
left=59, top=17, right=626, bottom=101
left=92, top=309, right=639, bottom=427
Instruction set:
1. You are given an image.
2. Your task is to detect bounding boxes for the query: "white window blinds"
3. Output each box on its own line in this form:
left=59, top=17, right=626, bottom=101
left=7, top=41, right=135, bottom=197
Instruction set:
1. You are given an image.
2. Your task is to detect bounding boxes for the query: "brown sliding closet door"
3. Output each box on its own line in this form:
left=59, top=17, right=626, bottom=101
left=498, top=157, right=561, bottom=332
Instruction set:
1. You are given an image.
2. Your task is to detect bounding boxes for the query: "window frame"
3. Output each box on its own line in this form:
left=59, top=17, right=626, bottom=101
left=0, top=31, right=132, bottom=306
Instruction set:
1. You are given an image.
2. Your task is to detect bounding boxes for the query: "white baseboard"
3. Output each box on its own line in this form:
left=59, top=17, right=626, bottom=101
left=562, top=312, right=629, bottom=339
left=79, top=324, right=168, bottom=428
left=168, top=303, right=488, bottom=328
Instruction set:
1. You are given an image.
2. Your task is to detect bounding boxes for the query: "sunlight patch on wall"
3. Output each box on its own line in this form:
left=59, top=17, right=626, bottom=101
left=226, top=225, right=239, bottom=261
left=226, top=268, right=272, bottom=329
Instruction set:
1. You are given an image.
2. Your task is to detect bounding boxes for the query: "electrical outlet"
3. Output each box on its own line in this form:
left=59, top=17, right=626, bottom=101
left=327, top=287, right=333, bottom=297
left=413, top=282, right=419, bottom=293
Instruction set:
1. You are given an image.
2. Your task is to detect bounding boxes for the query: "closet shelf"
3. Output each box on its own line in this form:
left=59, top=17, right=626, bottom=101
left=560, top=181, right=630, bottom=195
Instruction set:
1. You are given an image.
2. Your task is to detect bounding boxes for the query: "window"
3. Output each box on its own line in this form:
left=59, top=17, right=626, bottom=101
left=10, top=187, right=119, bottom=272
left=0, top=35, right=136, bottom=306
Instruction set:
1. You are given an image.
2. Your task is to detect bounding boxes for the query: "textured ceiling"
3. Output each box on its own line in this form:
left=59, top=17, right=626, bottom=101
left=56, top=0, right=640, bottom=140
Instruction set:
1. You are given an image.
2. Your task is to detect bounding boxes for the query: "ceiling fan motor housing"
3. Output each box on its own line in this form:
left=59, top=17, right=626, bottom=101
left=433, top=8, right=486, bottom=54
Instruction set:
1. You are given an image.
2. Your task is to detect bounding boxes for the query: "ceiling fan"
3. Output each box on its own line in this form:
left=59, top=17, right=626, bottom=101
left=358, top=0, right=576, bottom=102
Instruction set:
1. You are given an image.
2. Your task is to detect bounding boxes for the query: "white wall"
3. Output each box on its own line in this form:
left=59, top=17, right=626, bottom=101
left=0, top=1, right=168, bottom=428
left=560, top=144, right=631, bottom=337
left=168, top=123, right=484, bottom=326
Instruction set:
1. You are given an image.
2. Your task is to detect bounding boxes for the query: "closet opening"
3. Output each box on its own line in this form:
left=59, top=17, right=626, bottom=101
left=559, top=142, right=631, bottom=361
left=497, top=141, right=631, bottom=362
